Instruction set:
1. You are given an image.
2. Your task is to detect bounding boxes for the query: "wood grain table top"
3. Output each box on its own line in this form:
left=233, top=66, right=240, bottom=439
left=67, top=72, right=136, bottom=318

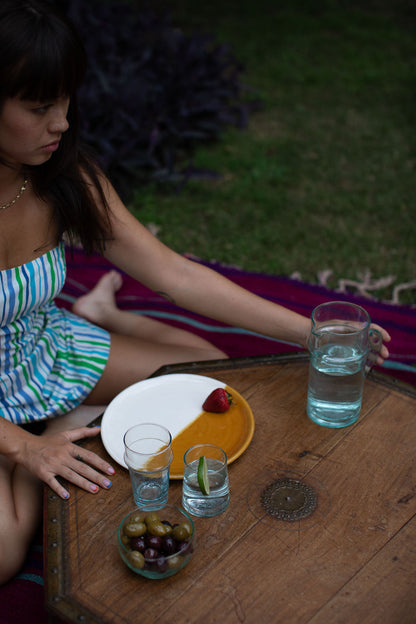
left=44, top=353, right=416, bottom=624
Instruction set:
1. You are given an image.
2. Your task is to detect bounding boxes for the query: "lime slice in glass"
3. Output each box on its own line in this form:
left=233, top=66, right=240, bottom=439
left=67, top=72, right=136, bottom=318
left=197, top=456, right=210, bottom=495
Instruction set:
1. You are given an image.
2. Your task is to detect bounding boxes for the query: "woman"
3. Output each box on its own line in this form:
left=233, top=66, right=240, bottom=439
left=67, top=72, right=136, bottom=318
left=0, top=0, right=390, bottom=583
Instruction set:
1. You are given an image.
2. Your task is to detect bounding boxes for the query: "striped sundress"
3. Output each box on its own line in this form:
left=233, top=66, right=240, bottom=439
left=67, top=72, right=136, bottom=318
left=0, top=242, right=111, bottom=424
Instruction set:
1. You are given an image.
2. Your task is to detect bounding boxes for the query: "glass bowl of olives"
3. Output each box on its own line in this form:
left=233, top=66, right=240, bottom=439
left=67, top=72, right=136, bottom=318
left=118, top=505, right=195, bottom=579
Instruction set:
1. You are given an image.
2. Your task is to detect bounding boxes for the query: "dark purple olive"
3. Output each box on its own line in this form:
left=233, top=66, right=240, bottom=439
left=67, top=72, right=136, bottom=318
left=146, top=535, right=163, bottom=550
left=177, top=540, right=193, bottom=555
left=144, top=547, right=159, bottom=560
left=130, top=536, right=146, bottom=553
left=144, top=560, right=156, bottom=572
left=155, top=556, right=168, bottom=573
left=162, top=535, right=176, bottom=556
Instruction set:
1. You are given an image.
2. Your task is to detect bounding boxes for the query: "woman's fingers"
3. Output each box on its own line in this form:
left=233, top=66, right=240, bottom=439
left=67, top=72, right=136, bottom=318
left=65, top=424, right=102, bottom=443
left=61, top=426, right=115, bottom=477
left=370, top=323, right=391, bottom=344
left=380, top=344, right=390, bottom=360
left=45, top=453, right=113, bottom=500
left=71, top=453, right=113, bottom=490
left=46, top=477, right=71, bottom=500
left=71, top=444, right=115, bottom=477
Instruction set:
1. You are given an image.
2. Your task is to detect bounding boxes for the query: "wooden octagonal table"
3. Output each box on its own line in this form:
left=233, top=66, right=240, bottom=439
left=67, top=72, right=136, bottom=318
left=44, top=353, right=416, bottom=624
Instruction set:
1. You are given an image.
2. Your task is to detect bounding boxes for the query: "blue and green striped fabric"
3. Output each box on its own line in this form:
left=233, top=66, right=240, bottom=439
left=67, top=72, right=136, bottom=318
left=0, top=242, right=110, bottom=424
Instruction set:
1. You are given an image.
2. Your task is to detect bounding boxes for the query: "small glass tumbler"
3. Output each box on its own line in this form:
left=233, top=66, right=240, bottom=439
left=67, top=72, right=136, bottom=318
left=123, top=423, right=173, bottom=510
left=182, top=444, right=229, bottom=517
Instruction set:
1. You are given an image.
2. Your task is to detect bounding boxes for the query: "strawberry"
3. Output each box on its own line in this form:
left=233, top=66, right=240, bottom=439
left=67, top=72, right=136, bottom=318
left=202, top=388, right=233, bottom=413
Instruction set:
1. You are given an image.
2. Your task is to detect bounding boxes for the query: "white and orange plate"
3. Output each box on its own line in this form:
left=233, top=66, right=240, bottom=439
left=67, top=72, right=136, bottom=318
left=100, top=373, right=254, bottom=479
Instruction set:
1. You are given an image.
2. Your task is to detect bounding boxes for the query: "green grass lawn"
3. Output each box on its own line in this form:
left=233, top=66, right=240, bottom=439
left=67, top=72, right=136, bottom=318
left=128, top=0, right=416, bottom=302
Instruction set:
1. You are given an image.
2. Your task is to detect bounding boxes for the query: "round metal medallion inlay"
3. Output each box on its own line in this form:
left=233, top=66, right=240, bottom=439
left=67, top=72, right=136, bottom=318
left=260, top=478, right=317, bottom=521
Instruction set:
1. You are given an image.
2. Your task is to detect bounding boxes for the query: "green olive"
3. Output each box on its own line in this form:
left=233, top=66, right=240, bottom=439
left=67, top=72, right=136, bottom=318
left=162, top=522, right=172, bottom=536
left=147, top=521, right=168, bottom=537
left=120, top=534, right=130, bottom=547
left=144, top=512, right=160, bottom=526
left=129, top=512, right=145, bottom=524
left=172, top=522, right=192, bottom=541
left=124, top=521, right=147, bottom=538
left=182, top=522, right=193, bottom=538
left=127, top=550, right=145, bottom=570
left=167, top=554, right=183, bottom=570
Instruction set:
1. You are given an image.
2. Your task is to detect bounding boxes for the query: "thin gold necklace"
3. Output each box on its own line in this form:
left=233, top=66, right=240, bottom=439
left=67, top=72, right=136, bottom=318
left=0, top=178, right=29, bottom=211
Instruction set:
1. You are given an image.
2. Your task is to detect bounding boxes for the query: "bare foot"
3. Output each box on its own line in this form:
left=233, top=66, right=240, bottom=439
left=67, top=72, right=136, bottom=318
left=72, top=270, right=123, bottom=325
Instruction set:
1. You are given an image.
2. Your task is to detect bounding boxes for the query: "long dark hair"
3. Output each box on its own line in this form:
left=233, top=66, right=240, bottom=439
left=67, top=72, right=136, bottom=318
left=0, top=0, right=112, bottom=254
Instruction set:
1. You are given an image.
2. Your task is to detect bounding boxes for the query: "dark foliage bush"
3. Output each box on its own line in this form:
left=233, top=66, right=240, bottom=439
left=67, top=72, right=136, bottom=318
left=56, top=0, right=260, bottom=196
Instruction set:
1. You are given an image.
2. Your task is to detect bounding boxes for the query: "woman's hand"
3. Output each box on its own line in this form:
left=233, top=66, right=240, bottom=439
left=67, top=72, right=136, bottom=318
left=18, top=425, right=115, bottom=500
left=370, top=323, right=391, bottom=365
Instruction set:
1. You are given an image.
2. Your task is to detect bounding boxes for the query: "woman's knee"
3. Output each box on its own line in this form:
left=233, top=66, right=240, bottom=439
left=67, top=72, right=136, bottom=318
left=0, top=463, right=42, bottom=585
left=195, top=345, right=228, bottom=361
left=0, top=505, right=40, bottom=584
left=0, top=537, right=30, bottom=585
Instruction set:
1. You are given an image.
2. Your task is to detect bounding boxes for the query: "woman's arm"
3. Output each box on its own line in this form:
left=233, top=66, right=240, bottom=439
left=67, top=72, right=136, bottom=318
left=99, top=177, right=390, bottom=360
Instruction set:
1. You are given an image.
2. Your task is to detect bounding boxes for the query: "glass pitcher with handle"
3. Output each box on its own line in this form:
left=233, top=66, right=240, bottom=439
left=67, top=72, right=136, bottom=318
left=307, top=301, right=382, bottom=428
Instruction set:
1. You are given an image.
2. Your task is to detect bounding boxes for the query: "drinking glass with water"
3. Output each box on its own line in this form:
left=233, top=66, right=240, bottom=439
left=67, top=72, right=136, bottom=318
left=124, top=423, right=173, bottom=510
left=182, top=444, right=230, bottom=517
left=307, top=301, right=383, bottom=428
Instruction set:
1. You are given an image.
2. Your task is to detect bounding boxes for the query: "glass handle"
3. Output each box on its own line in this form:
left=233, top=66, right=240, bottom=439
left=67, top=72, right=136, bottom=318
left=365, top=328, right=383, bottom=376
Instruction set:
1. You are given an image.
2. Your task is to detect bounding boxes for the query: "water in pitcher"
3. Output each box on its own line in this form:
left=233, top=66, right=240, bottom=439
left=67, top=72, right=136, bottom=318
left=307, top=343, right=366, bottom=428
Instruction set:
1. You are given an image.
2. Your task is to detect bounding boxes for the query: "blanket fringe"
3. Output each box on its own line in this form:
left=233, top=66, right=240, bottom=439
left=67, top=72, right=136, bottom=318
left=289, top=269, right=416, bottom=307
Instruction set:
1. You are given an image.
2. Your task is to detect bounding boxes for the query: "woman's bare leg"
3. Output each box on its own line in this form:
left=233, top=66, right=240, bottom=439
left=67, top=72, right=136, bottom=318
left=45, top=404, right=106, bottom=435
left=85, top=329, right=226, bottom=405
left=0, top=457, right=42, bottom=584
